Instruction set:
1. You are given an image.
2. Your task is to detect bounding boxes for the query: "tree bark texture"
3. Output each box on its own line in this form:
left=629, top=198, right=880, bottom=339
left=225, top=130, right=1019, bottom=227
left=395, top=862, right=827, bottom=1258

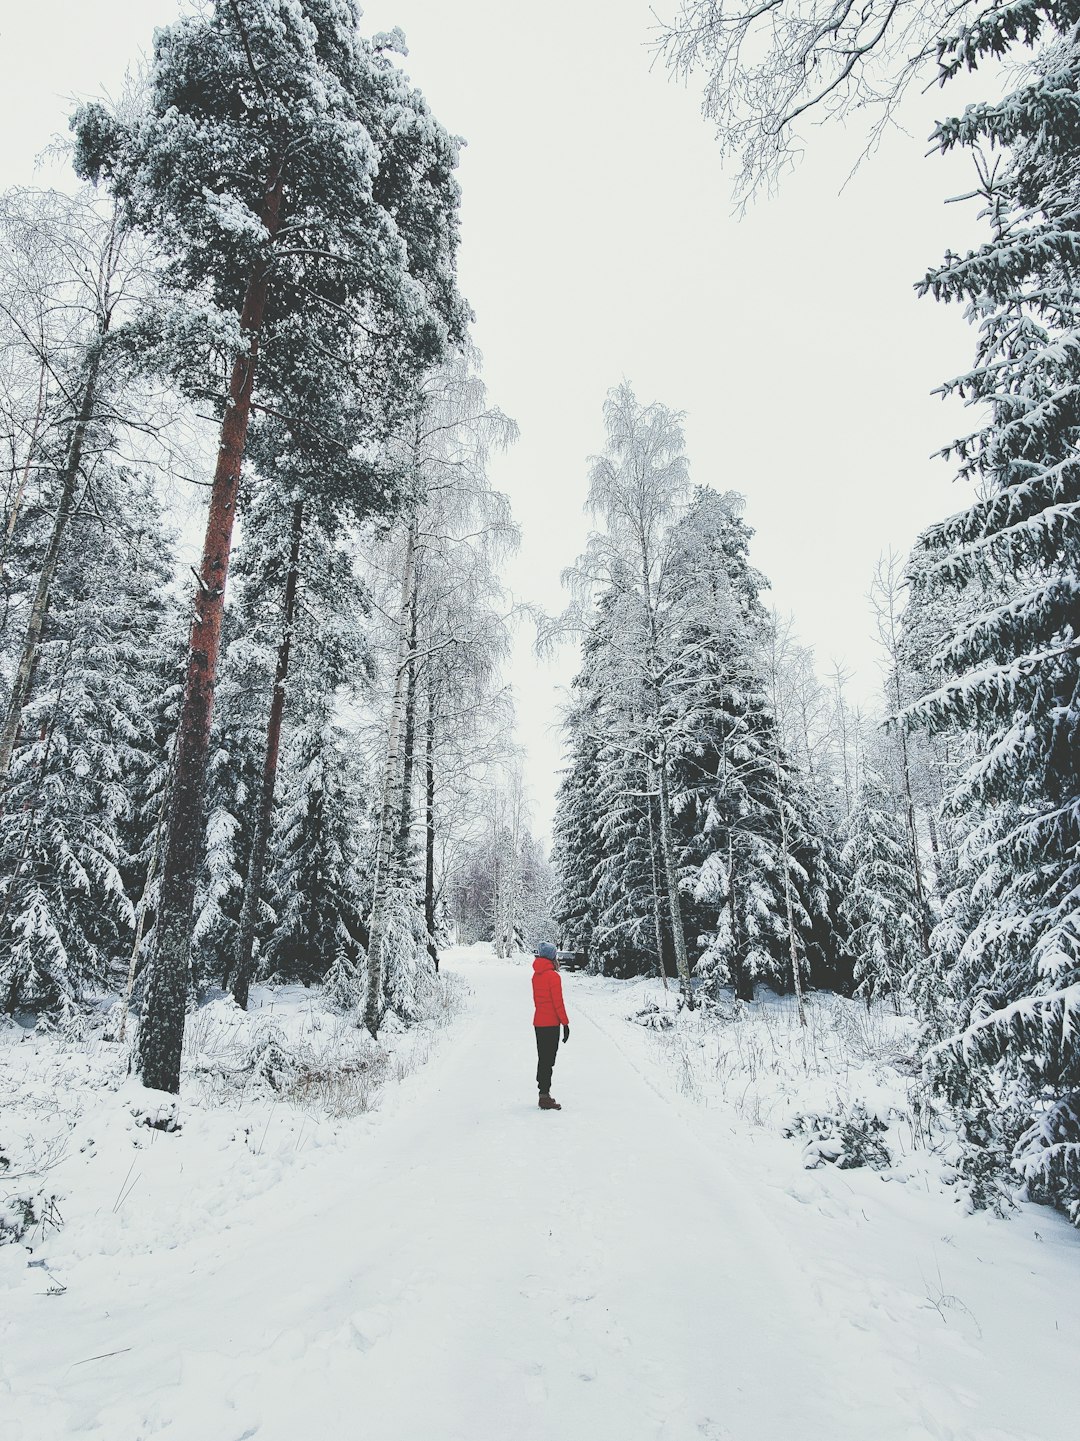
left=892, top=666, right=931, bottom=958
left=137, top=171, right=283, bottom=1093
left=655, top=748, right=695, bottom=1010
left=232, top=497, right=304, bottom=1010
left=0, top=359, right=48, bottom=638
left=728, top=833, right=754, bottom=1002
left=424, top=683, right=439, bottom=972
left=363, top=515, right=417, bottom=1037
left=645, top=790, right=669, bottom=988
left=775, top=767, right=808, bottom=1027
left=396, top=592, right=419, bottom=865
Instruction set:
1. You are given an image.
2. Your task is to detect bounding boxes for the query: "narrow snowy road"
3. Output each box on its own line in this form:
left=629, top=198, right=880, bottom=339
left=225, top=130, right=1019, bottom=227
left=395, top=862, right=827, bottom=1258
left=4, top=953, right=1075, bottom=1441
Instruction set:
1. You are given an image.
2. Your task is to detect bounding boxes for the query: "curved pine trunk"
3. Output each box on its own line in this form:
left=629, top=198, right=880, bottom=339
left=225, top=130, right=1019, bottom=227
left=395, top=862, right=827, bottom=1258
left=137, top=171, right=283, bottom=1094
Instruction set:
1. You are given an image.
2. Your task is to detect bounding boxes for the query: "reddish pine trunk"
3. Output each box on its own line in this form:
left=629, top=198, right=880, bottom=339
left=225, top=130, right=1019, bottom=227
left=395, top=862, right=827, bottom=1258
left=231, top=497, right=304, bottom=1010
left=138, top=171, right=283, bottom=1093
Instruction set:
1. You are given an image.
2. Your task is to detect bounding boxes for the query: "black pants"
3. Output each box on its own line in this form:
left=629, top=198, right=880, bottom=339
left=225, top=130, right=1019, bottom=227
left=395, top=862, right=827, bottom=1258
left=535, top=1026, right=560, bottom=1093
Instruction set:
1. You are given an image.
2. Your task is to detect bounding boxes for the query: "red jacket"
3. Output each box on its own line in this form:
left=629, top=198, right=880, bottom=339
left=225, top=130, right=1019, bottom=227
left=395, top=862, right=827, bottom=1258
left=532, top=956, right=569, bottom=1027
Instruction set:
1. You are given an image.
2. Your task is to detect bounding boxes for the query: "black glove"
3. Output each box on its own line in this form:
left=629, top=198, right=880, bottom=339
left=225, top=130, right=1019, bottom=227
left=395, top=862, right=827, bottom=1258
left=562, top=1024, right=570, bottom=1043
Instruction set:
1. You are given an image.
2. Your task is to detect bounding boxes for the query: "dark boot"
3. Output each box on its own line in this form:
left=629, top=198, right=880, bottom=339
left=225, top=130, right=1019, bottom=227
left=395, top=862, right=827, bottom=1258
left=538, top=1093, right=561, bottom=1110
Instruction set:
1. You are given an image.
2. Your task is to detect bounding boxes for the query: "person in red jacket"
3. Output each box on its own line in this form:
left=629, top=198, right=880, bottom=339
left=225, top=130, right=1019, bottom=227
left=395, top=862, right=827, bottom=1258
left=532, top=942, right=569, bottom=1110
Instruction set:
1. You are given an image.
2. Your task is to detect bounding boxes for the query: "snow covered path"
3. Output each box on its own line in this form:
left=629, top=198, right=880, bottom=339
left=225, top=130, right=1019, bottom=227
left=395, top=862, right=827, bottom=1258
left=4, top=951, right=1079, bottom=1441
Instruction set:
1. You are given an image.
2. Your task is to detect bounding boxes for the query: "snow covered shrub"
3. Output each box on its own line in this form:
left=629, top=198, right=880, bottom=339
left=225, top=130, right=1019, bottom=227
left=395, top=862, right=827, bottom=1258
left=1017, top=1092, right=1080, bottom=1226
left=631, top=1000, right=678, bottom=1030
left=785, top=1100, right=893, bottom=1171
left=323, top=949, right=364, bottom=1013
left=945, top=1103, right=1017, bottom=1220
left=0, top=1144, right=60, bottom=1246
left=129, top=1093, right=181, bottom=1133
left=287, top=1055, right=382, bottom=1118
left=0, top=1187, right=62, bottom=1246
left=249, top=1036, right=297, bottom=1093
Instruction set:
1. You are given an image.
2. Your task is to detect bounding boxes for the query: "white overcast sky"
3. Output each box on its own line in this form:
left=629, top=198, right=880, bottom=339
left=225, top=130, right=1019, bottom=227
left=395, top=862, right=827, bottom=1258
left=0, top=0, right=995, bottom=840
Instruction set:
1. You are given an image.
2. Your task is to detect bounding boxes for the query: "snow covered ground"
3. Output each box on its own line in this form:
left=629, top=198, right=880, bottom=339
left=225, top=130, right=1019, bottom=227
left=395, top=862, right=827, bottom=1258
left=2, top=947, right=1078, bottom=1441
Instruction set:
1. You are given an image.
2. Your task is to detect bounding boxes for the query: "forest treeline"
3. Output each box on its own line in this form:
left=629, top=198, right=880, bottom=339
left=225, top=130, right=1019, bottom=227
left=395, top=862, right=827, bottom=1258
left=2, top=0, right=1078, bottom=1236
left=0, top=3, right=550, bottom=1089
left=552, top=1, right=1080, bottom=1225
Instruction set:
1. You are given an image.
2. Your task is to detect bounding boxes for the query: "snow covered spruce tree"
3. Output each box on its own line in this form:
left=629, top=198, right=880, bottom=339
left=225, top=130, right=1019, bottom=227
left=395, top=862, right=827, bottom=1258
left=72, top=1, right=465, bottom=1091
left=0, top=468, right=177, bottom=1016
left=905, top=11, right=1080, bottom=1221
left=555, top=387, right=841, bottom=1003
left=554, top=594, right=660, bottom=978
left=840, top=765, right=931, bottom=1009
left=551, top=683, right=605, bottom=967
left=263, top=694, right=367, bottom=997
left=665, top=493, right=841, bottom=1005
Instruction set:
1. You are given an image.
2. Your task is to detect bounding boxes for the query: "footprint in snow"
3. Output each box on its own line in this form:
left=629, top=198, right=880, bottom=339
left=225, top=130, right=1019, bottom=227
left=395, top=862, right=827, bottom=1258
left=348, top=1306, right=392, bottom=1353
left=522, top=1362, right=547, bottom=1403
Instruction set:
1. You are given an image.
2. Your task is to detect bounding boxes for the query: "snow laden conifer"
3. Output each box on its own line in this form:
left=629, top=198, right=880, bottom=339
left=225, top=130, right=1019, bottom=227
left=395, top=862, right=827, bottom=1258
left=0, top=469, right=177, bottom=1015
left=840, top=766, right=930, bottom=1008
left=908, top=13, right=1080, bottom=1222
left=664, top=490, right=838, bottom=1003
left=72, top=0, right=466, bottom=1091
left=192, top=618, right=271, bottom=992
left=551, top=688, right=605, bottom=966
left=557, top=596, right=665, bottom=977
left=555, top=393, right=840, bottom=1000
left=264, top=698, right=366, bottom=996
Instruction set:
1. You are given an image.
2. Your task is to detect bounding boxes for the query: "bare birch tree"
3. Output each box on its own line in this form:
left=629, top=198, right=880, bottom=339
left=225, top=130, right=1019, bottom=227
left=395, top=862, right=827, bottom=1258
left=657, top=0, right=976, bottom=201
left=362, top=351, right=518, bottom=1033
left=0, top=190, right=143, bottom=788
left=871, top=549, right=933, bottom=948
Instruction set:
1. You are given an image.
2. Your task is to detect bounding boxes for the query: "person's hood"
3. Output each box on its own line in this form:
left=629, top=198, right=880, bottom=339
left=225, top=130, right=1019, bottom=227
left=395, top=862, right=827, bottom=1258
left=533, top=956, right=555, bottom=974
